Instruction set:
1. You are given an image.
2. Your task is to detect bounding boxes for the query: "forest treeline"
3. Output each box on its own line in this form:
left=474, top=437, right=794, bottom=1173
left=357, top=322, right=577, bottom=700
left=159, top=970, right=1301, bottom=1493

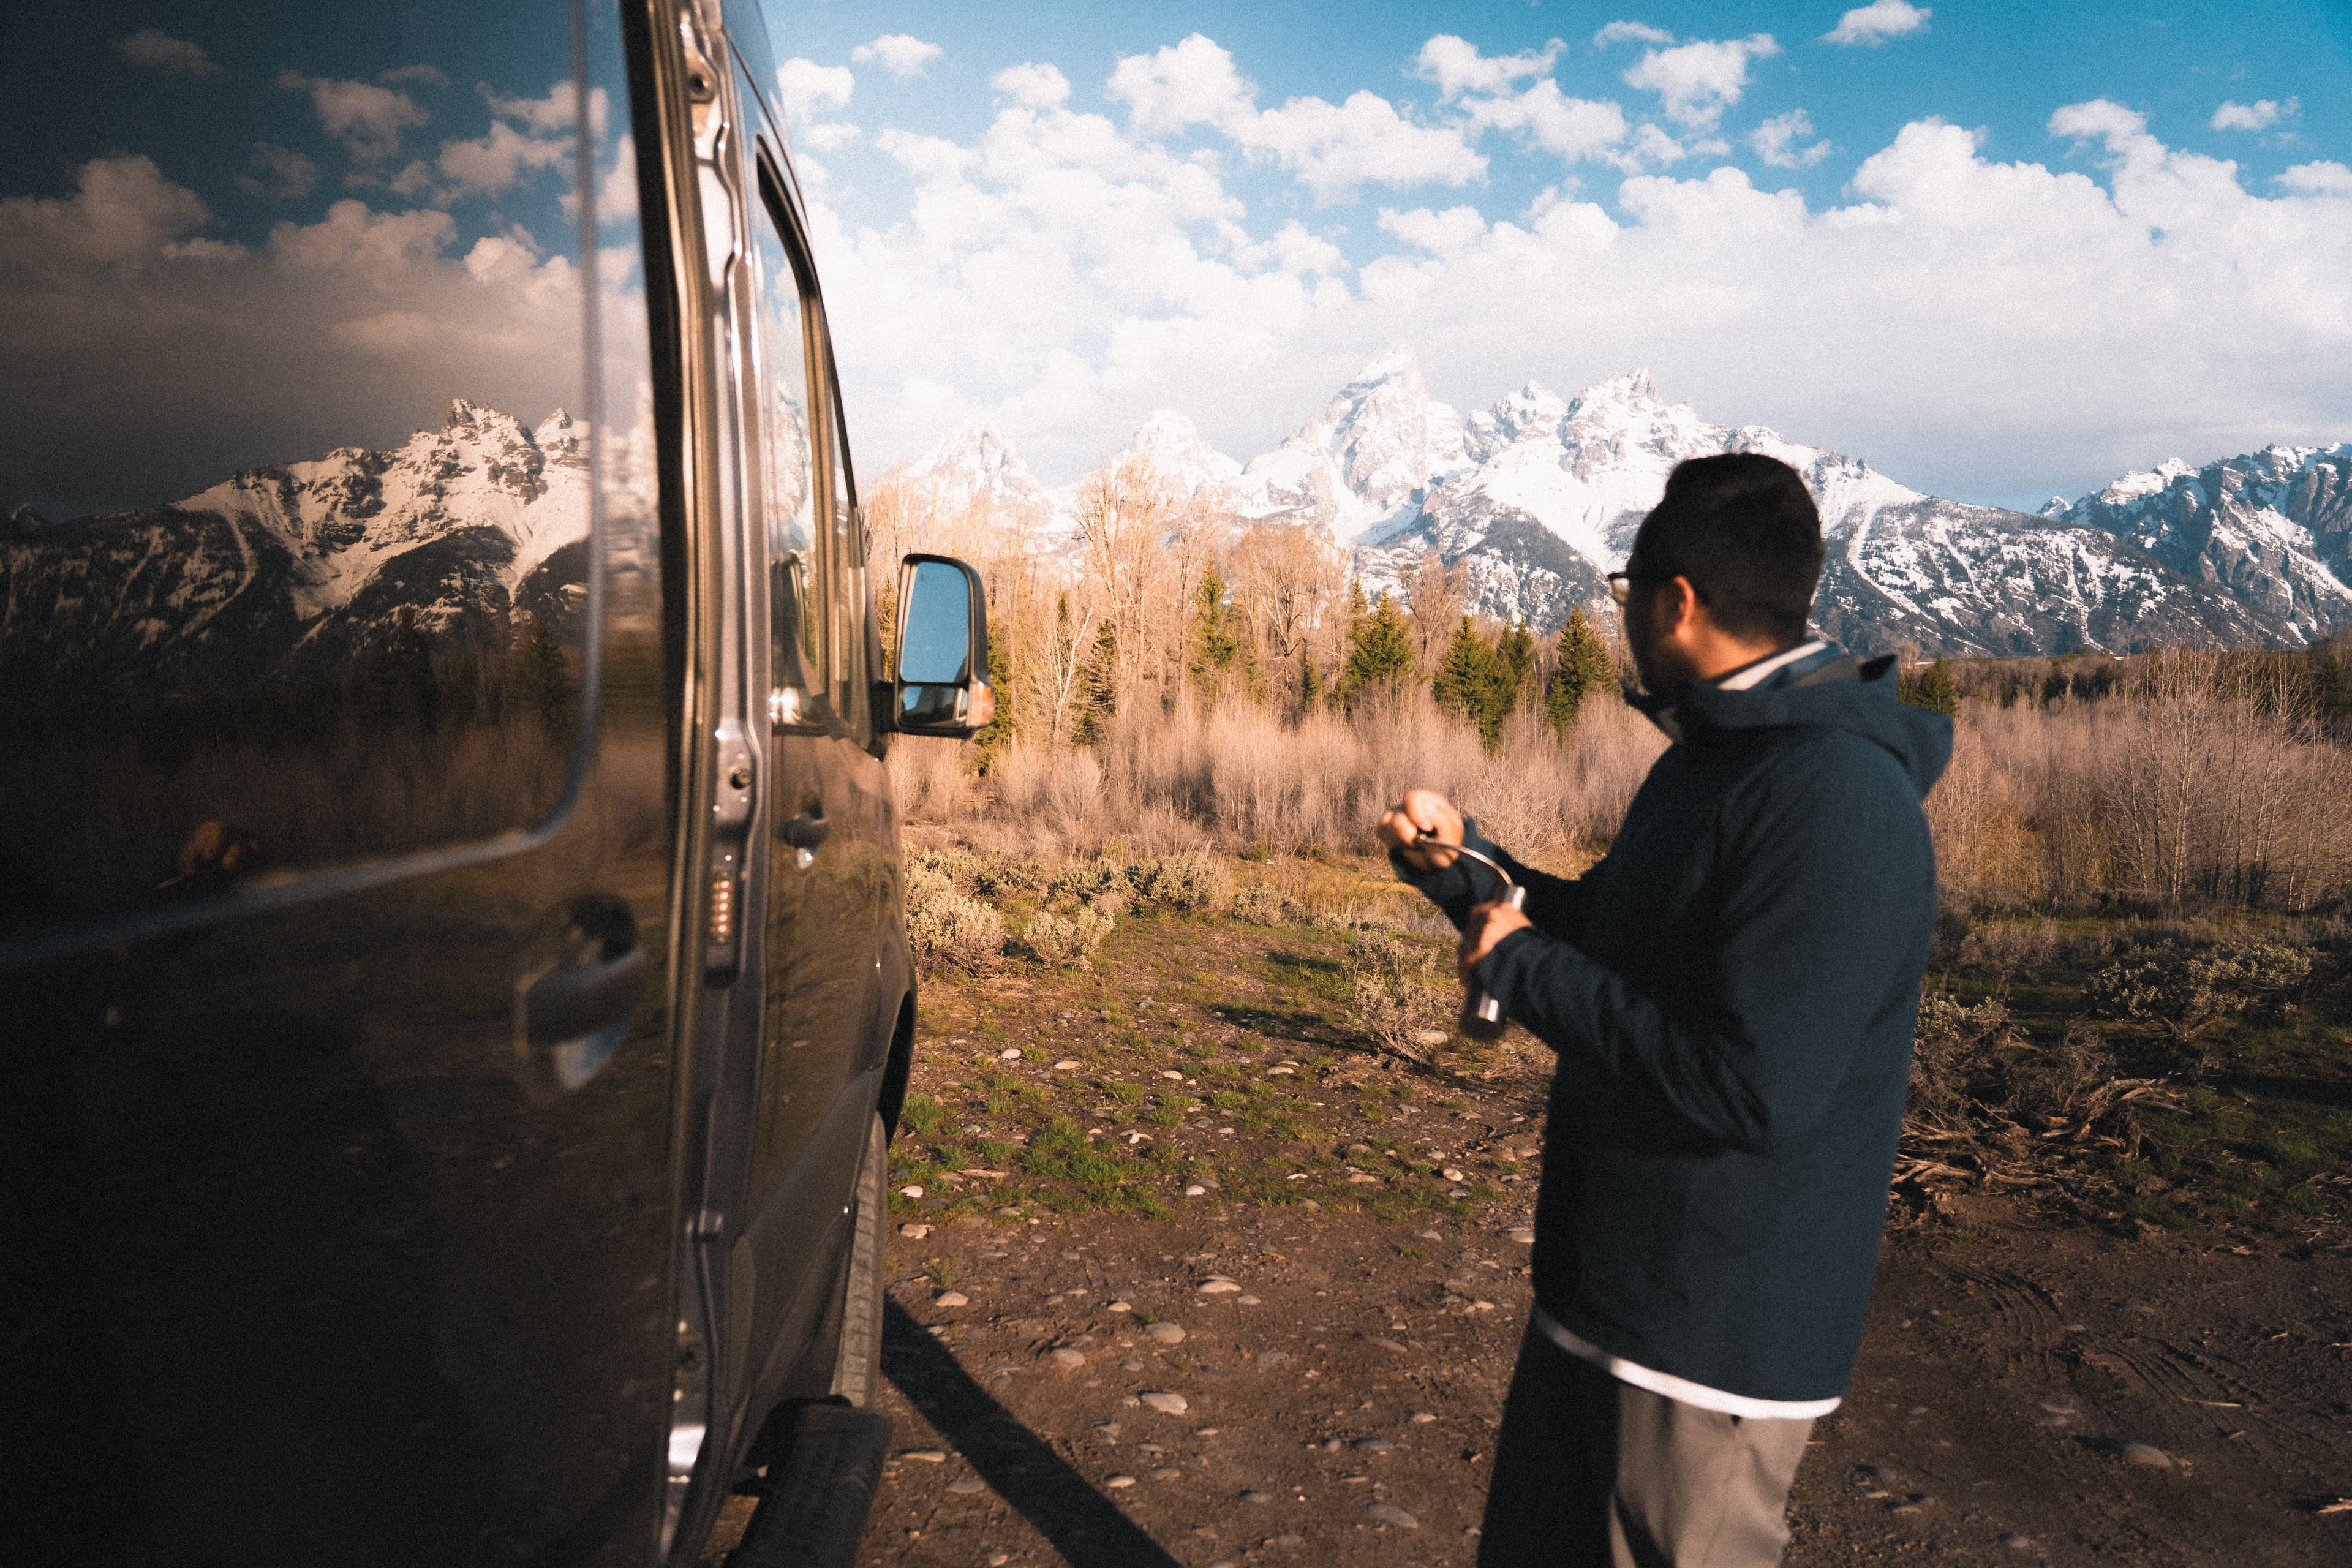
left=870, top=457, right=2352, bottom=916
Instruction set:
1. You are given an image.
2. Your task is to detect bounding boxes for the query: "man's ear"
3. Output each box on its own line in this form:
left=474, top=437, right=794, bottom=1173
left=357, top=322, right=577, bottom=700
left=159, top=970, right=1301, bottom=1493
left=1664, top=575, right=1705, bottom=637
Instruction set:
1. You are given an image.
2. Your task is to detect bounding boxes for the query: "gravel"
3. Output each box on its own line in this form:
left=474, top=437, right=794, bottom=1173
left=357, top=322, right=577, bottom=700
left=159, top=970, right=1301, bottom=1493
left=1366, top=1503, right=1420, bottom=1528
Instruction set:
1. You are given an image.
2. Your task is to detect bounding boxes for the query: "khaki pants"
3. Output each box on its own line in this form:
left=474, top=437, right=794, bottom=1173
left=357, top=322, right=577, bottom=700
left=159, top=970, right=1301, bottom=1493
left=1477, top=1321, right=1815, bottom=1568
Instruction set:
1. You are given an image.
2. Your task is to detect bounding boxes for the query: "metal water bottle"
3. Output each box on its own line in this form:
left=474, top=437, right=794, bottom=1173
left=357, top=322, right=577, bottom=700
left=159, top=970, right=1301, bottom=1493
left=1461, top=880, right=1525, bottom=1041
left=1404, top=826, right=1523, bottom=1042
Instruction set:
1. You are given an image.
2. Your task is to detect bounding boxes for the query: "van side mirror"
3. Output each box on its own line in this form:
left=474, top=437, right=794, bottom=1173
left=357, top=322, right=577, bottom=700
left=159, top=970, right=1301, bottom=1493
left=891, top=554, right=993, bottom=737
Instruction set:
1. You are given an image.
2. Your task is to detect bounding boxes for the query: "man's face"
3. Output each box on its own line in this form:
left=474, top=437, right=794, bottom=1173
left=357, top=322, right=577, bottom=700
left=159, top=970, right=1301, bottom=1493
left=1622, top=552, right=1692, bottom=697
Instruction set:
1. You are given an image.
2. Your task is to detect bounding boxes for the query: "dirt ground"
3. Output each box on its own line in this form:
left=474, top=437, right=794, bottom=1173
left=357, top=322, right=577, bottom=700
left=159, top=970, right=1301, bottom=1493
left=701, top=861, right=2352, bottom=1567
left=700, top=1188, right=2352, bottom=1568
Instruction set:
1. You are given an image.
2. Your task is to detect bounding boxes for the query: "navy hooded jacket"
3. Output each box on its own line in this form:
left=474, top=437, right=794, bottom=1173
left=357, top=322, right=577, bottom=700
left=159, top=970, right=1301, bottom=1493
left=1399, top=647, right=1951, bottom=1404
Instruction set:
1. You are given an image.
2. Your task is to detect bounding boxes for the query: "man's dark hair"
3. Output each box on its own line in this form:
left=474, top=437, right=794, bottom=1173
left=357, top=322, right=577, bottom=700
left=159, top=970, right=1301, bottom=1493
left=1630, top=453, right=1823, bottom=646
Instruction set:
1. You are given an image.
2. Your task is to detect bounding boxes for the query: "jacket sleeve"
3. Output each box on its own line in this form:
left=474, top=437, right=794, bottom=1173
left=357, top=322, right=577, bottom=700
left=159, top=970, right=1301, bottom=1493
left=1391, top=817, right=1593, bottom=946
left=1476, top=752, right=1928, bottom=1154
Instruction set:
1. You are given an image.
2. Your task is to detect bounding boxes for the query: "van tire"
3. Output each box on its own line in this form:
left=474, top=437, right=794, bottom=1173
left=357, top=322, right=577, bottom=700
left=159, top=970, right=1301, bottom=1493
left=829, top=1112, right=888, bottom=1408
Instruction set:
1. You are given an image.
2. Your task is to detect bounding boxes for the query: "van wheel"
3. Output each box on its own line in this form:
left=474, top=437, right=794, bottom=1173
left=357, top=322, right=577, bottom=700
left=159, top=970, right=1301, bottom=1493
left=829, top=1112, right=888, bottom=1408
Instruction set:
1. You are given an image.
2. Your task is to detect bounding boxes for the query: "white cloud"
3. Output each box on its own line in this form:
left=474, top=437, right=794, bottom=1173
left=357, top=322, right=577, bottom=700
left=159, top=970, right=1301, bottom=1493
left=1821, top=2, right=1932, bottom=48
left=278, top=71, right=430, bottom=160
left=992, top=62, right=1072, bottom=110
left=1, top=157, right=601, bottom=513
left=381, top=64, right=450, bottom=90
left=1621, top=36, right=1779, bottom=130
left=1378, top=205, right=1489, bottom=255
left=483, top=80, right=606, bottom=135
left=1466, top=80, right=1629, bottom=164
left=1749, top=109, right=1831, bottom=170
left=238, top=142, right=321, bottom=201
left=435, top=120, right=570, bottom=198
left=801, top=122, right=862, bottom=153
left=793, top=83, right=2352, bottom=509
left=1108, top=34, right=1483, bottom=203
left=2276, top=160, right=2352, bottom=197
left=779, top=58, right=854, bottom=116
left=1414, top=36, right=1562, bottom=99
left=851, top=34, right=943, bottom=81
left=1106, top=34, right=1257, bottom=136
left=1593, top=21, right=1675, bottom=50
left=116, top=29, right=218, bottom=77
left=2211, top=97, right=2296, bottom=132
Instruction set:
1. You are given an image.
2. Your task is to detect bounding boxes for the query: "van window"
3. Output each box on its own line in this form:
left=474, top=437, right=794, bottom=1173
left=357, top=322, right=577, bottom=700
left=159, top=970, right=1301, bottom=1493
left=0, top=0, right=614, bottom=941
left=750, top=170, right=821, bottom=708
left=820, top=349, right=872, bottom=737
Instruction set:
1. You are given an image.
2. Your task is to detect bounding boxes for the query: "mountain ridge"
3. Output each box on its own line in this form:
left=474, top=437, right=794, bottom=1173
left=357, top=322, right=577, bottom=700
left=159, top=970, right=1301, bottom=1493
left=906, top=352, right=2351, bottom=654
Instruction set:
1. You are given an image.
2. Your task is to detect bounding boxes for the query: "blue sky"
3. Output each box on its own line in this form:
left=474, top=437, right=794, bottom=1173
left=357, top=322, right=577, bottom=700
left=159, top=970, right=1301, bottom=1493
left=760, top=1, right=2352, bottom=508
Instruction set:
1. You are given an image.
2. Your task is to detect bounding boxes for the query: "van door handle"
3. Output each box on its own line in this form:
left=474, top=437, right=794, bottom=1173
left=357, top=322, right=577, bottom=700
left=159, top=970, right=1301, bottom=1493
left=782, top=812, right=830, bottom=850
left=516, top=900, right=649, bottom=1095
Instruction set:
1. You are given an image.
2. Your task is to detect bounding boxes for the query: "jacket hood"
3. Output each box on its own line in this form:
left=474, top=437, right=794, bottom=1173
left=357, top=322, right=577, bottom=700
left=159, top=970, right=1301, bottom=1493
left=1630, top=647, right=1953, bottom=799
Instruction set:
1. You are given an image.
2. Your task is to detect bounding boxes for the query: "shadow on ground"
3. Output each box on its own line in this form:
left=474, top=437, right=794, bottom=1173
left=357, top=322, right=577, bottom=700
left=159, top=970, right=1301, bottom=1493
left=880, top=1297, right=1181, bottom=1568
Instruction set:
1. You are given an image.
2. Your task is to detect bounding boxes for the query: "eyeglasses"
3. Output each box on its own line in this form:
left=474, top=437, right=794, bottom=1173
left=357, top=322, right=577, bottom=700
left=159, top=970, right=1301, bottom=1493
left=1606, top=570, right=1686, bottom=606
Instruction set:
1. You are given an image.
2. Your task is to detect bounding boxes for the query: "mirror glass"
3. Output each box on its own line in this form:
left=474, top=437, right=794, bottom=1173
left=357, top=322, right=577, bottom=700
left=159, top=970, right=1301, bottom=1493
left=899, top=560, right=971, bottom=685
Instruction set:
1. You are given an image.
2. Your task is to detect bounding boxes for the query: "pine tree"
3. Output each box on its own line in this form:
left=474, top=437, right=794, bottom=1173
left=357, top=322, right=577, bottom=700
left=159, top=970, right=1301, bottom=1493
left=1900, top=656, right=1959, bottom=715
left=1433, top=617, right=1513, bottom=748
left=1544, top=605, right=1615, bottom=737
left=1497, top=621, right=1536, bottom=710
left=1338, top=590, right=1415, bottom=703
left=1189, top=568, right=1242, bottom=700
left=1297, top=654, right=1324, bottom=712
left=1073, top=620, right=1118, bottom=744
left=974, top=624, right=1017, bottom=771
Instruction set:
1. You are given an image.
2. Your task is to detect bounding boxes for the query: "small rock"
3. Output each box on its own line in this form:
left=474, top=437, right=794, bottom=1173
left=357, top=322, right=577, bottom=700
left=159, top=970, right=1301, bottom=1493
left=900, top=1185, right=925, bottom=1199
left=1267, top=1066, right=1295, bottom=1076
left=989, top=1555, right=1011, bottom=1567
left=1121, top=1359, right=1145, bottom=1371
left=1410, top=1412, right=1436, bottom=1423
left=935, top=1291, right=968, bottom=1308
left=1054, top=1059, right=1080, bottom=1071
left=1238, top=1295, right=1261, bottom=1305
left=1269, top=1534, right=1305, bottom=1550
left=1413, top=1030, right=1449, bottom=1047
left=1348, top=1173, right=1381, bottom=1185
left=1256, top=1350, right=1292, bottom=1369
left=1147, top=1322, right=1188, bottom=1345
left=1151, top=1466, right=1182, bottom=1480
left=898, top=1223, right=932, bottom=1239
left=1507, top=1227, right=1536, bottom=1245
left=1049, top=1348, right=1087, bottom=1370
left=1195, top=1427, right=1219, bottom=1436
left=1106, top=1474, right=1137, bottom=1489
left=1161, top=1070, right=1185, bottom=1080
left=1353, top=1438, right=1393, bottom=1453
left=1889, top=1495, right=1935, bottom=1514
left=948, top=1477, right=986, bottom=1494
left=1000, top=1048, right=1022, bottom=1060
left=1417, top=1229, right=1443, bottom=1241
left=1109, top=1300, right=1133, bottom=1313
left=1321, top=1437, right=1344, bottom=1452
left=1185, top=1185, right=1207, bottom=1197
left=1199, top=1276, right=1242, bottom=1294
left=1442, top=1167, right=1467, bottom=1183
left=1366, top=1504, right=1420, bottom=1529
left=1241, top=1490, right=1273, bottom=1504
left=1855, top=1465, right=1902, bottom=1489
left=2119, top=1441, right=2174, bottom=1469
left=1999, top=1533, right=2034, bottom=1550
left=1142, top=1392, right=1190, bottom=1415
left=902, top=1449, right=947, bottom=1463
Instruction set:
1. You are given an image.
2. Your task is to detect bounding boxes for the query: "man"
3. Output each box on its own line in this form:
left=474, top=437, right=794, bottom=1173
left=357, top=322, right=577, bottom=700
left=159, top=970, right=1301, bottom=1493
left=1378, top=453, right=1951, bottom=1567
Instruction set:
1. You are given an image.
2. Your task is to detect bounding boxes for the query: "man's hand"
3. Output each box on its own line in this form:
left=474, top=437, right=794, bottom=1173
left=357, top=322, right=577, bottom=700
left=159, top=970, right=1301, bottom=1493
left=1377, top=788, right=1466, bottom=873
left=1458, top=898, right=1532, bottom=982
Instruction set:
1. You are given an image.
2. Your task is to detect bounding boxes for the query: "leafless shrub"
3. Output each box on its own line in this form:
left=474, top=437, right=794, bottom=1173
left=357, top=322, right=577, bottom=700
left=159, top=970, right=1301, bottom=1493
left=1126, top=849, right=1232, bottom=913
left=1022, top=905, right=1117, bottom=968
left=905, top=888, right=1003, bottom=972
left=1346, top=929, right=1454, bottom=1058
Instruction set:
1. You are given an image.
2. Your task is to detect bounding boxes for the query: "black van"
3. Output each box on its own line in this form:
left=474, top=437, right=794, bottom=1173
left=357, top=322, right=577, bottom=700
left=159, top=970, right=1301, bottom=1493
left=1, top=3, right=988, bottom=1562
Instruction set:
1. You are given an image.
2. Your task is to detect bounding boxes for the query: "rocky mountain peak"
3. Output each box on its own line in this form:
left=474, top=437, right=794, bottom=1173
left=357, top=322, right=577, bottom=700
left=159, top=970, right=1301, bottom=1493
left=1118, top=410, right=1242, bottom=497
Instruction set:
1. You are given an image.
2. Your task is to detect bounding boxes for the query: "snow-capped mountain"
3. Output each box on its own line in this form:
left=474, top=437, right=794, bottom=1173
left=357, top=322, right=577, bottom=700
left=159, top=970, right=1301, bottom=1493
left=897, top=424, right=1057, bottom=521
left=0, top=399, right=590, bottom=688
left=2040, top=445, right=2352, bottom=643
left=1115, top=410, right=1243, bottom=501
left=1234, top=345, right=1470, bottom=544
left=1327, top=353, right=2312, bottom=654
